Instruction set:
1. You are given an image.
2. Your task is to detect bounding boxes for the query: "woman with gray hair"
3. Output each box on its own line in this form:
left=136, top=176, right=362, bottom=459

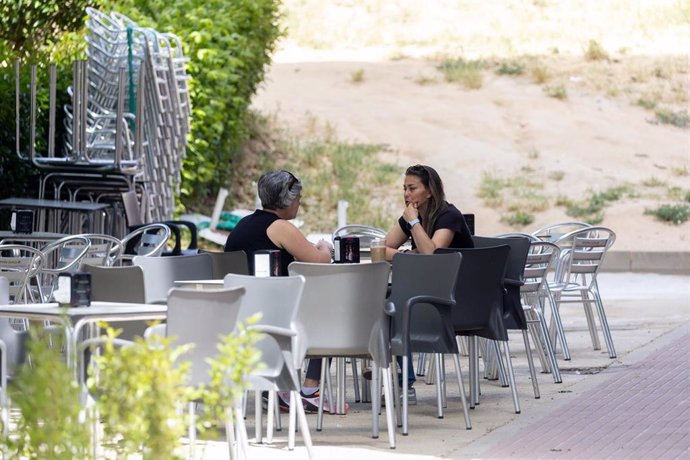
left=225, top=170, right=338, bottom=413
left=224, top=169, right=332, bottom=275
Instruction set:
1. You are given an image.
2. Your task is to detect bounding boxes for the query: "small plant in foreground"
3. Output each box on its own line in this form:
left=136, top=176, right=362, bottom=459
left=636, top=96, right=658, bottom=110
left=5, top=329, right=91, bottom=459
left=645, top=204, right=690, bottom=225
left=530, top=62, right=550, bottom=84
left=642, top=176, right=666, bottom=187
left=437, top=57, right=483, bottom=89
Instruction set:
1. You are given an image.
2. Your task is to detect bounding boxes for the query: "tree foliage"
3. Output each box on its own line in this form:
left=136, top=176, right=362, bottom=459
left=100, top=0, right=284, bottom=206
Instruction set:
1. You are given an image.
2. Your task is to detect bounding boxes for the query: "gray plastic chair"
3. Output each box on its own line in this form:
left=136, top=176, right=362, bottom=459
left=287, top=262, right=396, bottom=448
left=132, top=253, right=213, bottom=303
left=387, top=252, right=470, bottom=436
left=223, top=274, right=313, bottom=455
left=166, top=287, right=247, bottom=459
left=81, top=264, right=148, bottom=340
left=202, top=250, right=249, bottom=278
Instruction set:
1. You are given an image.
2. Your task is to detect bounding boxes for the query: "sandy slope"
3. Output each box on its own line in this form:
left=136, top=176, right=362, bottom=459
left=252, top=58, right=690, bottom=252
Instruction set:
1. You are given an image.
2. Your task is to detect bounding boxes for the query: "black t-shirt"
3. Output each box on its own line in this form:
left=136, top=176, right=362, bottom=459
left=224, top=209, right=295, bottom=275
left=397, top=203, right=474, bottom=250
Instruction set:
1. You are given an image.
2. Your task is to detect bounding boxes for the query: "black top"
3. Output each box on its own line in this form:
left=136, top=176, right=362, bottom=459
left=398, top=203, right=474, bottom=250
left=224, top=209, right=295, bottom=275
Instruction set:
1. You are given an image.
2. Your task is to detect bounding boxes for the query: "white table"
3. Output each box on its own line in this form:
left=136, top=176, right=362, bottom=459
left=0, top=301, right=166, bottom=372
left=174, top=279, right=224, bottom=289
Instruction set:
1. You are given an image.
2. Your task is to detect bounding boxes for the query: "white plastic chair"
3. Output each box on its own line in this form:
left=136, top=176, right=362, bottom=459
left=166, top=287, right=247, bottom=459
left=132, top=253, right=213, bottom=303
left=287, top=262, right=396, bottom=448
left=223, top=274, right=313, bottom=456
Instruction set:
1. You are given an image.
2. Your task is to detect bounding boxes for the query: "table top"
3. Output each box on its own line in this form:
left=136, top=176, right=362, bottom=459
left=174, top=279, right=224, bottom=286
left=0, top=231, right=67, bottom=242
left=0, top=301, right=167, bottom=319
left=0, top=198, right=110, bottom=212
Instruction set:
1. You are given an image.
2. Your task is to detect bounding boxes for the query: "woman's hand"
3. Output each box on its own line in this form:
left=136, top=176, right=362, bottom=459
left=403, top=202, right=419, bottom=222
left=315, top=239, right=333, bottom=254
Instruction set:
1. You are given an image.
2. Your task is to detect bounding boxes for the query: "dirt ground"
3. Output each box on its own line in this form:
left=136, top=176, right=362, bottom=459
left=252, top=55, right=689, bottom=252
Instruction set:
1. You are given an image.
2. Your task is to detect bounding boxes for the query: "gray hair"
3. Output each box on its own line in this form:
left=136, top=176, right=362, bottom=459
left=257, top=170, right=303, bottom=209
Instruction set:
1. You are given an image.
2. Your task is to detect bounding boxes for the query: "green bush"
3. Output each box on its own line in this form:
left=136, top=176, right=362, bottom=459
left=437, top=57, right=483, bottom=89
left=101, top=0, right=284, bottom=206
left=645, top=204, right=690, bottom=224
left=4, top=330, right=91, bottom=459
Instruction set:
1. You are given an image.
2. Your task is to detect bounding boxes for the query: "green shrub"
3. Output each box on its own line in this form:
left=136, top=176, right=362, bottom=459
left=5, top=330, right=91, bottom=459
left=503, top=210, right=534, bottom=226
left=585, top=39, right=608, bottom=61
left=437, top=57, right=483, bottom=89
left=496, top=60, right=525, bottom=76
left=351, top=68, right=365, bottom=83
left=544, top=84, right=567, bottom=99
left=655, top=108, right=689, bottom=128
left=645, top=204, right=690, bottom=224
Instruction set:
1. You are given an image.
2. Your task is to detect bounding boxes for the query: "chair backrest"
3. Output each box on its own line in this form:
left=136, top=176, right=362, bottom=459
left=121, top=190, right=145, bottom=226
left=532, top=221, right=591, bottom=245
left=388, top=252, right=462, bottom=354
left=166, top=286, right=245, bottom=387
left=495, top=232, right=540, bottom=242
left=287, top=262, right=391, bottom=357
left=437, top=245, right=511, bottom=341
left=473, top=235, right=531, bottom=330
left=120, top=223, right=171, bottom=261
left=82, top=264, right=147, bottom=303
left=223, top=274, right=305, bottom=389
left=555, top=226, right=616, bottom=288
left=331, top=224, right=386, bottom=255
left=132, top=253, right=213, bottom=303
left=202, top=250, right=249, bottom=278
left=0, top=244, right=44, bottom=303
left=78, top=233, right=124, bottom=267
left=522, top=242, right=561, bottom=297
left=0, top=275, right=28, bottom=376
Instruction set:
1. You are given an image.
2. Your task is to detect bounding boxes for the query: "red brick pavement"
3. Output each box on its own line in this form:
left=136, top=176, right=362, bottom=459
left=481, top=331, right=690, bottom=459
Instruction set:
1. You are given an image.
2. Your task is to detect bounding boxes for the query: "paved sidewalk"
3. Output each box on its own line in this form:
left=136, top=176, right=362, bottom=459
left=481, top=330, right=690, bottom=459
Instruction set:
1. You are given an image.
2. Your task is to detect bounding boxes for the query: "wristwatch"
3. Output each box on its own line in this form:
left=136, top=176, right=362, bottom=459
left=406, top=218, right=420, bottom=230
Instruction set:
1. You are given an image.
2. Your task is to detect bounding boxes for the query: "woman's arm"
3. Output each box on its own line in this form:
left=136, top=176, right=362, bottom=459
left=383, top=221, right=408, bottom=261
left=267, top=220, right=332, bottom=263
left=409, top=226, right=454, bottom=254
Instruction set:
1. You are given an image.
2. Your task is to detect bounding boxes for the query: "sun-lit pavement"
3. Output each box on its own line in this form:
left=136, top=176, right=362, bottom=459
left=197, top=272, right=690, bottom=459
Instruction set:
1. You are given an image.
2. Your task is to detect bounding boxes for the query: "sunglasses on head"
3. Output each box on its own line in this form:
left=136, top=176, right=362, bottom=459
left=282, top=170, right=298, bottom=191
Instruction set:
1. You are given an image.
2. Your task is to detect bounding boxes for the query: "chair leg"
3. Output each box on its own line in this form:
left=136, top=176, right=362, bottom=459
left=416, top=352, right=427, bottom=376
left=441, top=354, right=447, bottom=409
left=337, top=357, right=346, bottom=414
left=534, top=308, right=563, bottom=383
left=225, top=406, right=238, bottom=460
left=266, top=391, right=275, bottom=444
left=317, top=359, right=328, bottom=431
left=288, top=391, right=297, bottom=451
left=501, top=341, right=521, bottom=414
left=521, top=330, right=540, bottom=399
left=593, top=283, right=617, bottom=358
left=371, top=362, right=380, bottom=438
left=234, top=400, right=249, bottom=460
left=544, top=286, right=571, bottom=360
left=467, top=336, right=479, bottom=408
left=188, top=401, right=196, bottom=459
left=451, top=352, right=472, bottom=430
left=351, top=357, right=361, bottom=402
left=391, top=359, right=402, bottom=427
left=295, top=394, right=314, bottom=459
left=580, top=290, right=602, bottom=350
left=402, top=353, right=410, bottom=435
left=254, top=391, right=263, bottom=444
left=425, top=354, right=435, bottom=385
left=491, top=340, right=509, bottom=387
left=434, top=353, right=444, bottom=419
left=382, top=365, right=396, bottom=449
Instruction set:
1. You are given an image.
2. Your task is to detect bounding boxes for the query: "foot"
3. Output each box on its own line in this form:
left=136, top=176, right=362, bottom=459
left=362, top=367, right=372, bottom=380
left=406, top=386, right=417, bottom=405
left=276, top=391, right=291, bottom=413
left=300, top=390, right=350, bottom=414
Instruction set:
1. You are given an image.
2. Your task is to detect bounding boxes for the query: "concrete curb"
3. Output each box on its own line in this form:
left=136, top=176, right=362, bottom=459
left=602, top=251, right=690, bottom=274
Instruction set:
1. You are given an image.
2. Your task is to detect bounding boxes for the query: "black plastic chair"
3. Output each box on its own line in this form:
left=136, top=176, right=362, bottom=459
left=436, top=245, right=521, bottom=413
left=387, top=252, right=470, bottom=435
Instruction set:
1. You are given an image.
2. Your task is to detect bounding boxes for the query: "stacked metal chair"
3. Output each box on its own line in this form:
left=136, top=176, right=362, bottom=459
left=15, top=8, right=192, bottom=231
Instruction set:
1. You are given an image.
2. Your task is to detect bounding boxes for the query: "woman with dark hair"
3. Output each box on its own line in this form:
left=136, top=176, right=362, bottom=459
left=225, top=169, right=337, bottom=413
left=383, top=164, right=474, bottom=403
left=384, top=164, right=473, bottom=256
